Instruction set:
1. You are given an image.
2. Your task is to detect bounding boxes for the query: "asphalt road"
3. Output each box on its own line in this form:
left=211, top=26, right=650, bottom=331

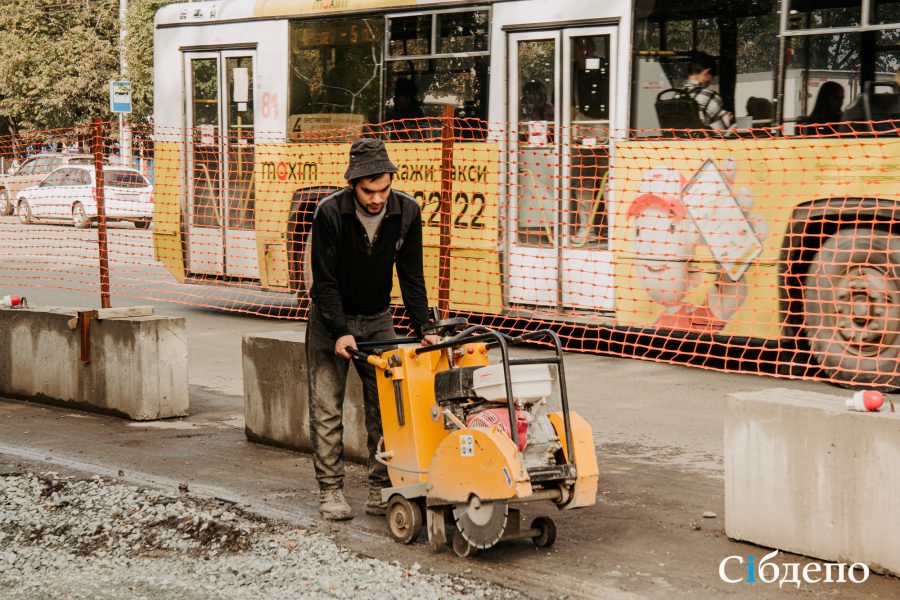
left=2, top=216, right=899, bottom=598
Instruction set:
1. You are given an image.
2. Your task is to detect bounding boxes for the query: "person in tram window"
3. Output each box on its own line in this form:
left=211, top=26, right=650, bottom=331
left=681, top=53, right=734, bottom=130
left=799, top=81, right=845, bottom=136
left=385, top=78, right=425, bottom=140
left=520, top=80, right=554, bottom=122
left=746, top=97, right=774, bottom=124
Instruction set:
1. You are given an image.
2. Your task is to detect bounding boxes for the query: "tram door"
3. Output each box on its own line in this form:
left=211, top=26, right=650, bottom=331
left=183, top=50, right=258, bottom=279
left=507, top=28, right=617, bottom=311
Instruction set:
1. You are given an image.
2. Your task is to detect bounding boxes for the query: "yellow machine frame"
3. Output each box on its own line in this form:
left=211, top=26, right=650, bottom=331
left=356, top=324, right=599, bottom=556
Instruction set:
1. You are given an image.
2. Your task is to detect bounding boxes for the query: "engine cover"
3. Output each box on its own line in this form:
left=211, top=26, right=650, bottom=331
left=466, top=408, right=528, bottom=452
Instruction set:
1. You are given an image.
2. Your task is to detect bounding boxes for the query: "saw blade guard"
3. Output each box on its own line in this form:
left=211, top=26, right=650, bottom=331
left=426, top=428, right=532, bottom=505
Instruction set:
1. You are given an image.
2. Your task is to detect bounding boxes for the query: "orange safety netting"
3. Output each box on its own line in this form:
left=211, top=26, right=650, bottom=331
left=1, top=118, right=899, bottom=389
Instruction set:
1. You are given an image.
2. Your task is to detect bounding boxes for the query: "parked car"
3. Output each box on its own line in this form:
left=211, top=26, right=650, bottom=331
left=0, top=153, right=99, bottom=216
left=15, top=165, right=153, bottom=229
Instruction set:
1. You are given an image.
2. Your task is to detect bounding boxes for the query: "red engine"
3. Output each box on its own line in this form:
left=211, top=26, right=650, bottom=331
left=466, top=407, right=529, bottom=452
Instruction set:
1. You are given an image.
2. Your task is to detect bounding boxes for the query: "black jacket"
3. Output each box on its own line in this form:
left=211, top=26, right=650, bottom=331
left=309, top=187, right=431, bottom=340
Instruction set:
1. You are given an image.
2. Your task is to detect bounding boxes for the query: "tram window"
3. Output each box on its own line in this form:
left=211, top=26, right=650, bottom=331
left=665, top=21, right=694, bottom=52
left=288, top=18, right=384, bottom=137
left=515, top=39, right=556, bottom=247
left=736, top=14, right=777, bottom=125
left=784, top=31, right=899, bottom=134
left=635, top=20, right=661, bottom=50
left=385, top=10, right=490, bottom=140
left=787, top=0, right=900, bottom=28
left=388, top=15, right=430, bottom=56
left=786, top=1, right=861, bottom=29
left=874, top=1, right=900, bottom=25
left=664, top=19, right=719, bottom=54
left=435, top=10, right=489, bottom=54
left=783, top=31, right=864, bottom=127
left=385, top=57, right=489, bottom=139
left=630, top=0, right=777, bottom=134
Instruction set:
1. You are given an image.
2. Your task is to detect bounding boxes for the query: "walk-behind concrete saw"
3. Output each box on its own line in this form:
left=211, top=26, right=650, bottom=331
left=349, top=319, right=598, bottom=557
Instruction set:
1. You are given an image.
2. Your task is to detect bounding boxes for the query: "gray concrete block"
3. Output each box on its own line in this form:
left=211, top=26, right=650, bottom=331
left=242, top=330, right=367, bottom=462
left=0, top=307, right=188, bottom=420
left=725, top=388, right=900, bottom=576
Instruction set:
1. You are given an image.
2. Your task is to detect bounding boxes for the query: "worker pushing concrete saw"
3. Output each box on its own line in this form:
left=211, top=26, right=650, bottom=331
left=349, top=318, right=598, bottom=557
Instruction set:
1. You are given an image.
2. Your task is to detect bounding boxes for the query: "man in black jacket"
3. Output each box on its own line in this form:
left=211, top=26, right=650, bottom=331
left=307, top=137, right=439, bottom=521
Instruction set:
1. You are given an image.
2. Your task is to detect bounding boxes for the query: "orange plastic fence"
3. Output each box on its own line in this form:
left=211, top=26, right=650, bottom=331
left=1, top=119, right=898, bottom=389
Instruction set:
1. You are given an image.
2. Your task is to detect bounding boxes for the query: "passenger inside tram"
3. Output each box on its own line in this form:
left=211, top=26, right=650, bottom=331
left=385, top=78, right=426, bottom=140
left=630, top=0, right=899, bottom=136
left=799, top=81, right=846, bottom=135
left=745, top=97, right=773, bottom=125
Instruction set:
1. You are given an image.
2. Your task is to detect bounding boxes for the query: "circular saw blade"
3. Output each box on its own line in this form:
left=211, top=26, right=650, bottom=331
left=452, top=497, right=509, bottom=549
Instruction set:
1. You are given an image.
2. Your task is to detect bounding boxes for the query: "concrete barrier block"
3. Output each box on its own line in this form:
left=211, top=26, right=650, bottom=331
left=242, top=331, right=367, bottom=462
left=725, top=388, right=900, bottom=576
left=0, top=307, right=188, bottom=420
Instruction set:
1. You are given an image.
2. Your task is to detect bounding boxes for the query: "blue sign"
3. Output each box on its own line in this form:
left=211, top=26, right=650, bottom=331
left=110, top=81, right=132, bottom=114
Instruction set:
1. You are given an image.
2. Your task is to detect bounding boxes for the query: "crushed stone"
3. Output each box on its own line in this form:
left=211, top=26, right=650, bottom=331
left=0, top=470, right=517, bottom=600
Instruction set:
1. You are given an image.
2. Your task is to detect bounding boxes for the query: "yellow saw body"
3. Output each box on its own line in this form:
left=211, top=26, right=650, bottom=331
left=362, top=322, right=599, bottom=556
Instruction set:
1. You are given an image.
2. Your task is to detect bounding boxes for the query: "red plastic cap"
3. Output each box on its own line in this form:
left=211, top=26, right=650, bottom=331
left=861, top=391, right=884, bottom=411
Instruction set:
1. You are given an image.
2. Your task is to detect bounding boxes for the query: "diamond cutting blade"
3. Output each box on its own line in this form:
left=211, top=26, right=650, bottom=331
left=452, top=497, right=509, bottom=549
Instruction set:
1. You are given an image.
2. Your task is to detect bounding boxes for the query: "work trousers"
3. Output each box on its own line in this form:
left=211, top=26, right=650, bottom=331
left=306, top=304, right=395, bottom=491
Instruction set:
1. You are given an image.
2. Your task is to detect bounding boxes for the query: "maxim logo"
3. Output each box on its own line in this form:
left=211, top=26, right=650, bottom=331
left=260, top=161, right=318, bottom=182
left=313, top=0, right=349, bottom=10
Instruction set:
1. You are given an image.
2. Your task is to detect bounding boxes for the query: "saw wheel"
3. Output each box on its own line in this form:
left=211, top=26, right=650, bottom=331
left=452, top=496, right=509, bottom=551
left=386, top=495, right=423, bottom=544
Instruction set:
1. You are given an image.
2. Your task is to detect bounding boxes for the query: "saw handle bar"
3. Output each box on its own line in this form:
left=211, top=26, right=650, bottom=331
left=348, top=344, right=409, bottom=426
left=346, top=347, right=390, bottom=370
left=347, top=338, right=419, bottom=368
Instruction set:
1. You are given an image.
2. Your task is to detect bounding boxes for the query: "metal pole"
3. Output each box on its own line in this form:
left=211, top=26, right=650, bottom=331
left=438, top=104, right=454, bottom=319
left=119, top=0, right=131, bottom=164
left=92, top=118, right=112, bottom=309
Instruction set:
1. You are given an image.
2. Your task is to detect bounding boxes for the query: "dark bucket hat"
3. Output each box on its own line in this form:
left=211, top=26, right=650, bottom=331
left=344, top=137, right=398, bottom=181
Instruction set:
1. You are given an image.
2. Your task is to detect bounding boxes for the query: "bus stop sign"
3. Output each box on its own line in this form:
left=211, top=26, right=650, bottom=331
left=109, top=81, right=132, bottom=114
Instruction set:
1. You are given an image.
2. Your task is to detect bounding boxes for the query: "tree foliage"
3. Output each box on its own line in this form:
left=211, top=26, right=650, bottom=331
left=126, top=0, right=181, bottom=124
left=0, top=0, right=119, bottom=132
left=0, top=0, right=178, bottom=133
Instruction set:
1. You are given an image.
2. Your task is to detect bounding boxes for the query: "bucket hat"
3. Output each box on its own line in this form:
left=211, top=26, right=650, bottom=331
left=343, top=137, right=398, bottom=181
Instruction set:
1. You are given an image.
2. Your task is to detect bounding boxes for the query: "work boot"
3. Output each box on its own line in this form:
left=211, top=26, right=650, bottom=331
left=365, top=487, right=388, bottom=516
left=319, top=488, right=353, bottom=521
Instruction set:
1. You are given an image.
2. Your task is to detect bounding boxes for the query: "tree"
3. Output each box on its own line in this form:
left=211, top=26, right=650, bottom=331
left=126, top=0, right=181, bottom=124
left=0, top=0, right=119, bottom=132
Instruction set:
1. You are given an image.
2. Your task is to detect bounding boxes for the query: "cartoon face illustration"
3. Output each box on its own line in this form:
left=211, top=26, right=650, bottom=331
left=627, top=168, right=701, bottom=307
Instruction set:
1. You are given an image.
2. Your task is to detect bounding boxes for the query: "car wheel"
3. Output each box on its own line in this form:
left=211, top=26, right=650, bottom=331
left=801, top=226, right=900, bottom=389
left=16, top=199, right=33, bottom=224
left=0, top=189, right=11, bottom=216
left=72, top=202, right=90, bottom=229
left=134, top=220, right=151, bottom=230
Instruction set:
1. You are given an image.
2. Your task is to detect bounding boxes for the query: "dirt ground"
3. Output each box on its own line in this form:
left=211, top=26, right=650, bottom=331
left=2, top=389, right=897, bottom=600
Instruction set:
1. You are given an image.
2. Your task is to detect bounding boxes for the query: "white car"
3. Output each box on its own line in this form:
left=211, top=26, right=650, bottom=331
left=15, top=165, right=153, bottom=229
left=0, top=153, right=99, bottom=216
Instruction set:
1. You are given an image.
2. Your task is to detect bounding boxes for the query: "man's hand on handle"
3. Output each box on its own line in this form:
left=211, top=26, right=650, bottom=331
left=337, top=333, right=439, bottom=358
left=334, top=335, right=357, bottom=359
left=421, top=334, right=441, bottom=347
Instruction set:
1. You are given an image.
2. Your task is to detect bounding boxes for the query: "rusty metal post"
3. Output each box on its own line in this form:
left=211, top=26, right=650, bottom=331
left=437, top=104, right=455, bottom=319
left=91, top=118, right=111, bottom=309
left=78, top=310, right=98, bottom=363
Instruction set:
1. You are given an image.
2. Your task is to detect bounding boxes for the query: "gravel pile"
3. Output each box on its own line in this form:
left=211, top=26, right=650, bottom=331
left=0, top=471, right=515, bottom=600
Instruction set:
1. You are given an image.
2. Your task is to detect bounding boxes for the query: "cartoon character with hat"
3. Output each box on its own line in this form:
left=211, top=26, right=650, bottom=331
left=626, top=161, right=766, bottom=333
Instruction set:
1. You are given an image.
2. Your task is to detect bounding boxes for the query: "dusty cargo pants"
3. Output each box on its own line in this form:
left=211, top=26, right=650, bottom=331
left=306, top=304, right=395, bottom=491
